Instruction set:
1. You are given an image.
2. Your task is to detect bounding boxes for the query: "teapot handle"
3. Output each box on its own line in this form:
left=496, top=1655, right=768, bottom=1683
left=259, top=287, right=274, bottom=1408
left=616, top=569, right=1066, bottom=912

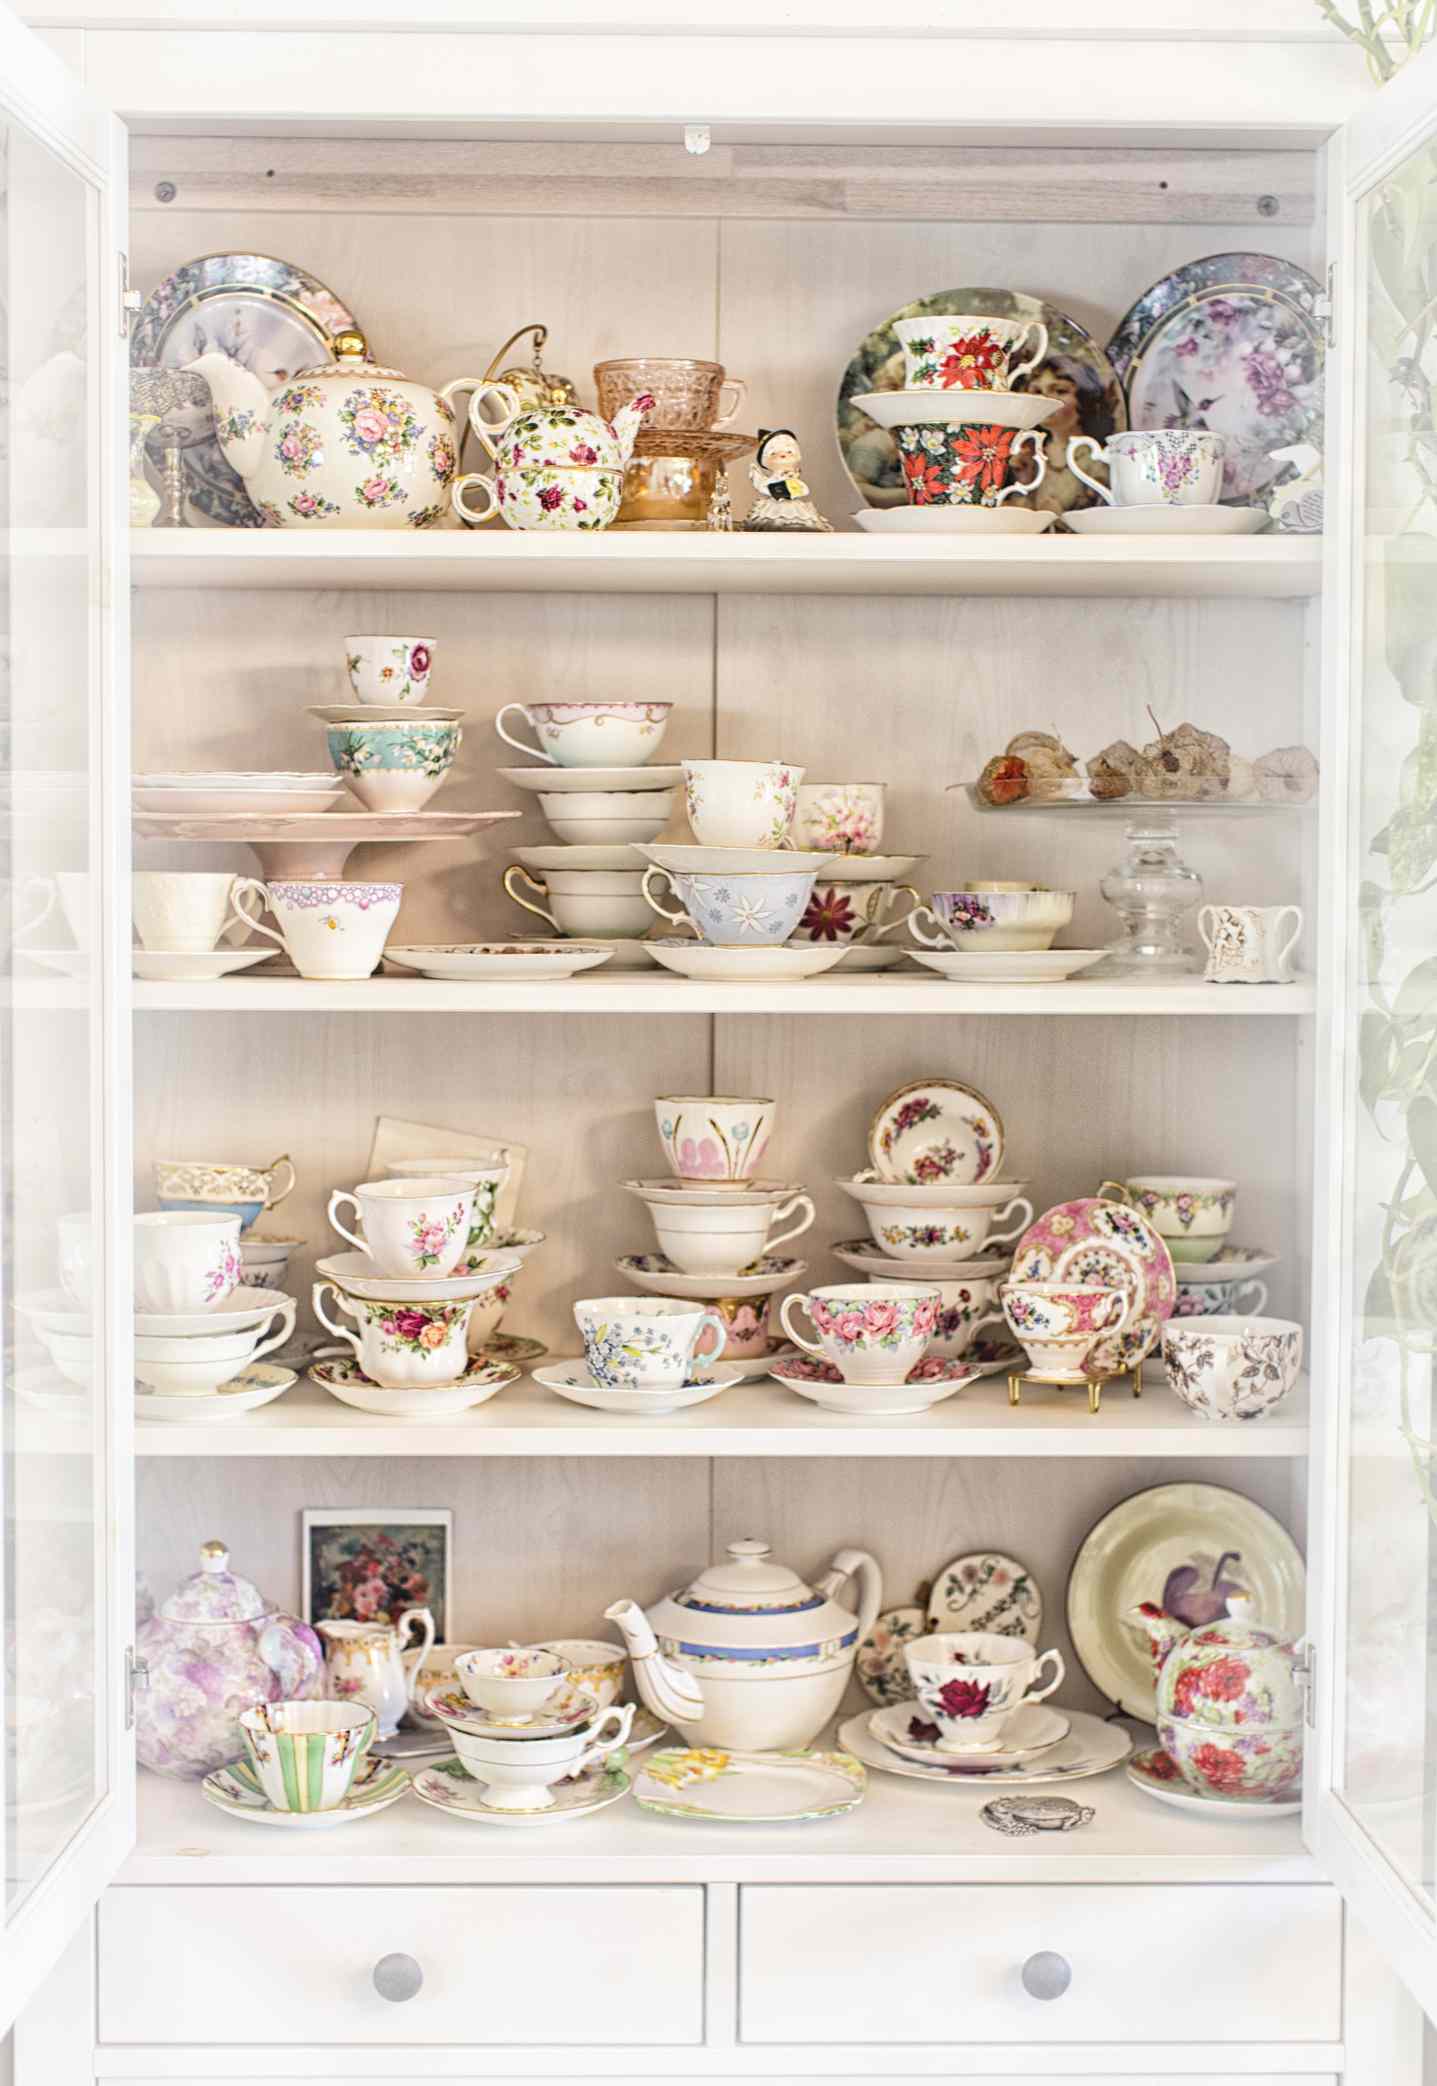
left=258, top=1615, right=325, bottom=1700
left=818, top=1548, right=883, bottom=1643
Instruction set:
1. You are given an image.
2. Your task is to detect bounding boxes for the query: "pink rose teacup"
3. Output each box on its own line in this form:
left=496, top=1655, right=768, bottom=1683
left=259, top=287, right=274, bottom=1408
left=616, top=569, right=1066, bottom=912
left=1001, top=1280, right=1129, bottom=1380
left=779, top=1281, right=938, bottom=1386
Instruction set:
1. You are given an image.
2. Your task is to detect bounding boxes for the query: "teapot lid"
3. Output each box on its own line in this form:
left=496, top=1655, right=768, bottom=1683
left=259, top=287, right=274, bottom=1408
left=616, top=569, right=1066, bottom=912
left=675, top=1540, right=818, bottom=1614
left=302, top=327, right=407, bottom=382
left=158, top=1540, right=269, bottom=1624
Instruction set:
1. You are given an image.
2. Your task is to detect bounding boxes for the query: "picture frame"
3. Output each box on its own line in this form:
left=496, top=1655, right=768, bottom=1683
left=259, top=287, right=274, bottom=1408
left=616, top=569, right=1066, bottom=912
left=302, top=1508, right=453, bottom=1639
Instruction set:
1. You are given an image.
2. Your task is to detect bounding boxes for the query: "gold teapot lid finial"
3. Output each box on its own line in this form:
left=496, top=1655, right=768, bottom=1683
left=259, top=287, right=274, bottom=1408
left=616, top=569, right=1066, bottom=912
left=332, top=328, right=369, bottom=361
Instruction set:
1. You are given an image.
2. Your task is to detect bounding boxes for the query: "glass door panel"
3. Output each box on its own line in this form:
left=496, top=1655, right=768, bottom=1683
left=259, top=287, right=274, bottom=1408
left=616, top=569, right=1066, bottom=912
left=0, top=3, right=132, bottom=2030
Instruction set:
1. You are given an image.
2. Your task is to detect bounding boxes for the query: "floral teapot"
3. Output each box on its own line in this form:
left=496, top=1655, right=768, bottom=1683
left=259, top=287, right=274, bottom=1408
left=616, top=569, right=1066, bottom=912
left=1124, top=1591, right=1305, bottom=1805
left=186, top=329, right=494, bottom=529
left=134, top=1540, right=324, bottom=1778
left=605, top=1536, right=882, bottom=1751
left=450, top=386, right=653, bottom=532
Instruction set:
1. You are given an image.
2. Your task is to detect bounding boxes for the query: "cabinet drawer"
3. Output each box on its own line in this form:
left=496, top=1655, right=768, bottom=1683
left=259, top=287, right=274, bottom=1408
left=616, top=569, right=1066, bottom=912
left=100, top=1885, right=704, bottom=2046
left=739, top=1884, right=1339, bottom=2045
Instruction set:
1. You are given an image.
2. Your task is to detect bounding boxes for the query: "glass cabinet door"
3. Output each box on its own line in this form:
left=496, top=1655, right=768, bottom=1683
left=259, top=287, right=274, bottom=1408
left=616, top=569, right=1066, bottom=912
left=0, top=4, right=132, bottom=2031
left=1315, top=39, right=1437, bottom=2028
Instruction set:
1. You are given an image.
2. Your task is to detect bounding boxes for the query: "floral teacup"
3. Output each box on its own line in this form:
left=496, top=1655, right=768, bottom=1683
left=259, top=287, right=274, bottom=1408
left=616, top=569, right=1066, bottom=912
left=134, top=1211, right=243, bottom=1314
left=344, top=634, right=435, bottom=705
left=910, top=884, right=1074, bottom=953
left=793, top=879, right=921, bottom=947
left=231, top=877, right=402, bottom=982
left=1102, top=1175, right=1236, bottom=1264
left=1002, top=1280, right=1129, bottom=1379
left=325, top=719, right=460, bottom=813
left=877, top=1274, right=1005, bottom=1359
left=655, top=1096, right=775, bottom=1185
left=894, top=313, right=1049, bottom=392
left=642, top=865, right=815, bottom=947
left=904, top=1630, right=1065, bottom=1753
left=779, top=1281, right=939, bottom=1386
left=495, top=700, right=673, bottom=769
left=327, top=1176, right=476, bottom=1280
left=682, top=759, right=802, bottom=851
left=1161, top=1313, right=1303, bottom=1422
left=896, top=422, right=1047, bottom=508
left=1172, top=1275, right=1268, bottom=1318
left=791, top=783, right=885, bottom=855
left=383, top=1155, right=512, bottom=1262
left=312, top=1281, right=476, bottom=1387
left=574, top=1296, right=727, bottom=1388
left=1069, top=427, right=1224, bottom=509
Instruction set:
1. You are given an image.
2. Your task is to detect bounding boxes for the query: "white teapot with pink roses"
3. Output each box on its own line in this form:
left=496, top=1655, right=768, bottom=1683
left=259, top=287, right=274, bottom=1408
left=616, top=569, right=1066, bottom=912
left=188, top=328, right=495, bottom=529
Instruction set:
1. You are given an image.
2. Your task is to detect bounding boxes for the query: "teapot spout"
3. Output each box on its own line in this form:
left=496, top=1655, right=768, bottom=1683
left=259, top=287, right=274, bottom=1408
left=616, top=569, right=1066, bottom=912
left=604, top=1597, right=704, bottom=1726
left=1123, top=1602, right=1187, bottom=1675
left=608, top=390, right=654, bottom=470
left=184, top=352, right=272, bottom=483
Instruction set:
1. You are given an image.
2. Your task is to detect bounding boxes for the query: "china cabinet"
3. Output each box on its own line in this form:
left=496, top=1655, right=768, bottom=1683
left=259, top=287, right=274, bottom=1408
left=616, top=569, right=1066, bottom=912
left=3, top=3, right=1437, bottom=2080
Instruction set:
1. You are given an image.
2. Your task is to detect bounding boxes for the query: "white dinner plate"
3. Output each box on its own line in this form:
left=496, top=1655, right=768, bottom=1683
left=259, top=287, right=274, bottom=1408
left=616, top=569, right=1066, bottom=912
left=136, top=1364, right=297, bottom=1422
left=634, top=1746, right=865, bottom=1822
left=1062, top=504, right=1268, bottom=536
left=647, top=941, right=848, bottom=984
left=838, top=1707, right=1131, bottom=1788
left=909, top=948, right=1108, bottom=982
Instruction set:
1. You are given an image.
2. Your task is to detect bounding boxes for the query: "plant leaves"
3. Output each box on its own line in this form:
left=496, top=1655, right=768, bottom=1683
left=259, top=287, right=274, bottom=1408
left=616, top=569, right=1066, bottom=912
left=1365, top=1255, right=1398, bottom=1336
left=1362, top=1008, right=1397, bottom=1120
left=1395, top=954, right=1437, bottom=1022
left=1408, top=1093, right=1437, bottom=1198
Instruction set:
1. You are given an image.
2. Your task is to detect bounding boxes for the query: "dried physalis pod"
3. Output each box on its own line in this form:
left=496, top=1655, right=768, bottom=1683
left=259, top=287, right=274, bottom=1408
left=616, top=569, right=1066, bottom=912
left=1253, top=745, right=1319, bottom=804
left=1088, top=739, right=1153, bottom=800
left=1138, top=720, right=1231, bottom=800
left=1224, top=754, right=1257, bottom=802
left=978, top=754, right=1031, bottom=806
left=1007, top=730, right=1078, bottom=782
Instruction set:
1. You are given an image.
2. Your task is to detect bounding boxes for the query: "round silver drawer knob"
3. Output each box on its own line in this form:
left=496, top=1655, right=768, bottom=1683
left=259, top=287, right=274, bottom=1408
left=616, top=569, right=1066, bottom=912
left=1021, top=1950, right=1072, bottom=2001
left=373, top=1953, right=423, bottom=2003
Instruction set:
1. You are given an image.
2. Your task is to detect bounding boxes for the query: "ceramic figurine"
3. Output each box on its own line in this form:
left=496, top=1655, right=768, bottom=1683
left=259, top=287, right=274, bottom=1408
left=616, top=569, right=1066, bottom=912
left=134, top=1541, right=324, bottom=1778
left=605, top=1536, right=881, bottom=1749
left=1123, top=1592, right=1304, bottom=1803
left=741, top=428, right=833, bottom=532
left=706, top=472, right=734, bottom=530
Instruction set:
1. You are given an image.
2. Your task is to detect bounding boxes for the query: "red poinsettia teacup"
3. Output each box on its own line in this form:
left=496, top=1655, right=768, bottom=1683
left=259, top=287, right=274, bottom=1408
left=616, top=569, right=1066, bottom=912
left=893, top=314, right=1049, bottom=392
left=895, top=421, right=1048, bottom=509
left=904, top=1630, right=1066, bottom=1754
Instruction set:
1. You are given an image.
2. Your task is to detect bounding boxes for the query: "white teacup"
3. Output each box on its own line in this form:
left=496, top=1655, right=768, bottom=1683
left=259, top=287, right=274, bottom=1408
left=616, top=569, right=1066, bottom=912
left=1068, top=428, right=1224, bottom=509
left=453, top=1646, right=570, bottom=1719
left=780, top=1281, right=938, bottom=1386
left=655, top=1096, right=776, bottom=1185
left=854, top=1190, right=1034, bottom=1262
left=649, top=1193, right=816, bottom=1277
left=313, top=1281, right=476, bottom=1387
left=132, top=871, right=264, bottom=955
left=384, top=1155, right=512, bottom=1260
left=1199, top=904, right=1303, bottom=985
left=441, top=1703, right=635, bottom=1811
left=894, top=313, right=1048, bottom=393
left=233, top=877, right=402, bottom=981
left=132, top=1299, right=297, bottom=1393
left=905, top=1630, right=1065, bottom=1753
left=791, top=783, right=886, bottom=856
left=875, top=1274, right=1005, bottom=1359
left=535, top=1638, right=626, bottom=1709
left=344, top=633, right=435, bottom=705
left=327, top=1176, right=477, bottom=1280
left=574, top=1296, right=727, bottom=1387
left=495, top=700, right=674, bottom=769
left=134, top=1211, right=243, bottom=1313
left=682, top=760, right=803, bottom=851
left=503, top=864, right=655, bottom=939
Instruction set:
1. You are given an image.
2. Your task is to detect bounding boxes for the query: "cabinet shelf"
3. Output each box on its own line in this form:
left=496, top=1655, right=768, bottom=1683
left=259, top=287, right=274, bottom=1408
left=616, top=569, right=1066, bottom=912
left=125, top=1372, right=1311, bottom=1458
left=128, top=530, right=1321, bottom=599
left=128, top=974, right=1317, bottom=1016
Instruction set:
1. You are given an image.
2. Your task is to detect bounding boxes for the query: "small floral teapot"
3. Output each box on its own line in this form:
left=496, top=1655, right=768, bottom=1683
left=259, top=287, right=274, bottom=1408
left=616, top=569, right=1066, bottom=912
left=450, top=387, right=654, bottom=532
left=1124, top=1590, right=1305, bottom=1804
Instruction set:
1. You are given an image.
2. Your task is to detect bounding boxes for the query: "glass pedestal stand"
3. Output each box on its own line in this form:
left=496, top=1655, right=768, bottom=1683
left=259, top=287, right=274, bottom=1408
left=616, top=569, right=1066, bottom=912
left=1094, top=819, right=1203, bottom=978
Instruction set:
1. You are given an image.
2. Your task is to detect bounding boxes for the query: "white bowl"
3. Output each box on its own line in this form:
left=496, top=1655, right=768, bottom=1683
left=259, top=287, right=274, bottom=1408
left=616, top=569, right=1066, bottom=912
left=544, top=814, right=671, bottom=845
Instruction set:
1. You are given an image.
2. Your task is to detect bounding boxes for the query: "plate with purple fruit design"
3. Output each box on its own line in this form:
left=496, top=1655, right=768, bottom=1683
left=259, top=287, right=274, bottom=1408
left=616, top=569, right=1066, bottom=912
left=867, top=1078, right=1004, bottom=1188
left=871, top=1700, right=1069, bottom=1767
left=1066, top=1481, right=1305, bottom=1721
left=1009, top=1195, right=1175, bottom=1371
left=1127, top=1745, right=1300, bottom=1817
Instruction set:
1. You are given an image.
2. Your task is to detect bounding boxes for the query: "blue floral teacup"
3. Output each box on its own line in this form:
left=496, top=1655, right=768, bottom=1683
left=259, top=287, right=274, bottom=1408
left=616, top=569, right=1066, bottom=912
left=574, top=1296, right=728, bottom=1388
left=326, top=719, right=461, bottom=812
left=641, top=865, right=815, bottom=947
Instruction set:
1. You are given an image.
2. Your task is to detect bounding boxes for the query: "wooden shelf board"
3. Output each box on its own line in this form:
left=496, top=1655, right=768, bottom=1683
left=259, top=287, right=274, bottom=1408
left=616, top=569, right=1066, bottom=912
left=128, top=530, right=1321, bottom=599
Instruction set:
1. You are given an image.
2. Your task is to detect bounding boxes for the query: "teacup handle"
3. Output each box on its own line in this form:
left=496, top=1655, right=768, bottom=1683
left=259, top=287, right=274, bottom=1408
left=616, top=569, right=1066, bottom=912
left=15, top=874, right=55, bottom=945
left=1097, top=1180, right=1133, bottom=1206
left=572, top=1701, right=635, bottom=1777
left=437, top=376, right=520, bottom=464
left=689, top=1308, right=729, bottom=1375
left=869, top=885, right=923, bottom=943
left=766, top=1193, right=816, bottom=1255
left=311, top=1279, right=363, bottom=1359
left=326, top=1191, right=372, bottom=1260
left=1066, top=434, right=1115, bottom=505
left=503, top=864, right=560, bottom=929
left=1236, top=1278, right=1269, bottom=1315
left=992, top=428, right=1047, bottom=506
left=495, top=704, right=554, bottom=764
left=1009, top=319, right=1049, bottom=386
left=397, top=1606, right=437, bottom=1700
left=1270, top=904, right=1302, bottom=977
left=248, top=1295, right=298, bottom=1363
left=450, top=473, right=500, bottom=527
left=985, top=1196, right=1034, bottom=1248
left=641, top=865, right=690, bottom=930
left=1022, top=1647, right=1065, bottom=1707
left=907, top=905, right=951, bottom=950
left=778, top=1291, right=824, bottom=1359
left=712, top=377, right=748, bottom=430
left=228, top=877, right=288, bottom=952
left=1197, top=904, right=1220, bottom=953
left=264, top=1154, right=296, bottom=1209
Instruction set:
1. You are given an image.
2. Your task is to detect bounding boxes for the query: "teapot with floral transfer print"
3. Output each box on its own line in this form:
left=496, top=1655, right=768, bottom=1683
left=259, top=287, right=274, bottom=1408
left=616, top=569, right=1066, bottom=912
left=1123, top=1592, right=1305, bottom=1805
left=188, top=329, right=502, bottom=529
left=450, top=389, right=654, bottom=532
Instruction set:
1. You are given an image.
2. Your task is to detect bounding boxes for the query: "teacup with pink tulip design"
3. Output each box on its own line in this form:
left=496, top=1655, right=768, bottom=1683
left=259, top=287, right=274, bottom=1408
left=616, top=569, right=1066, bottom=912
left=779, top=1282, right=938, bottom=1386
left=655, top=1096, right=775, bottom=1185
left=904, top=1629, right=1066, bottom=1754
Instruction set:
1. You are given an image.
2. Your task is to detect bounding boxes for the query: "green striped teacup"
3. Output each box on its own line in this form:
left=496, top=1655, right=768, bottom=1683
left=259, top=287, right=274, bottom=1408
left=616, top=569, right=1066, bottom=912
left=239, top=1700, right=376, bottom=1814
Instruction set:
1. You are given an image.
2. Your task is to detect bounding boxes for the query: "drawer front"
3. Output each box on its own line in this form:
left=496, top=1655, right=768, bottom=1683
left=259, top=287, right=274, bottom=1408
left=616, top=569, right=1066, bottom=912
left=739, top=1884, right=1339, bottom=2045
left=100, top=1885, right=704, bottom=2046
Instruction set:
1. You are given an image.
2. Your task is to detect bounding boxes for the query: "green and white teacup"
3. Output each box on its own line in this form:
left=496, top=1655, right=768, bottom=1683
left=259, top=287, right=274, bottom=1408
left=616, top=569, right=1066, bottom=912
left=239, top=1700, right=375, bottom=1814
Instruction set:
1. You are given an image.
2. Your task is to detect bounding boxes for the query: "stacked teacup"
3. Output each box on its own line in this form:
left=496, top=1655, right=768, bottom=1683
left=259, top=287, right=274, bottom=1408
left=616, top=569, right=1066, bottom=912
left=317, top=635, right=461, bottom=813
left=498, top=699, right=680, bottom=970
left=311, top=1175, right=522, bottom=1415
left=781, top=781, right=928, bottom=974
left=422, top=1646, right=634, bottom=1814
left=635, top=758, right=852, bottom=983
left=612, top=1095, right=804, bottom=1378
left=154, top=1152, right=308, bottom=1314
left=1062, top=429, right=1250, bottom=537
left=906, top=879, right=1103, bottom=983
left=851, top=312, right=1060, bottom=538
left=379, top=1148, right=544, bottom=1357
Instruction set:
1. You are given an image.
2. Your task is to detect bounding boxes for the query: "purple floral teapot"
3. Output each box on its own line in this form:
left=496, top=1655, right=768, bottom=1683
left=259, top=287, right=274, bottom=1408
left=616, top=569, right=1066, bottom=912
left=134, top=1540, right=323, bottom=1779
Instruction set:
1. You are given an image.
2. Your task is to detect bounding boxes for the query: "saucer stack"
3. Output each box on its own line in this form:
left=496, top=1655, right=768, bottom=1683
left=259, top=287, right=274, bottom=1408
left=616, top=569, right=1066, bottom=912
left=498, top=698, right=682, bottom=972
left=850, top=314, right=1060, bottom=539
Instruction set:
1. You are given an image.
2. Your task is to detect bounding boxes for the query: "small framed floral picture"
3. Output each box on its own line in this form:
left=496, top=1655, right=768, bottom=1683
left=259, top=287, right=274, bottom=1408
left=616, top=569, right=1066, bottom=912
left=302, top=1509, right=453, bottom=1637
